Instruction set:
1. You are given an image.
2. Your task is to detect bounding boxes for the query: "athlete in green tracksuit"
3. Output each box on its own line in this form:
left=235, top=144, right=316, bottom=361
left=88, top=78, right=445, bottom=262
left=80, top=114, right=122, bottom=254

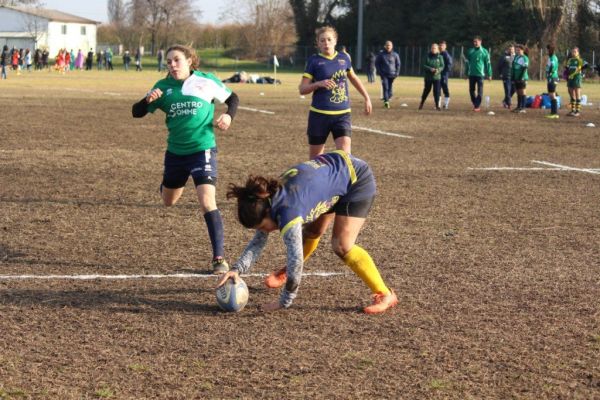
left=465, top=36, right=492, bottom=111
left=545, top=44, right=560, bottom=119
left=419, top=43, right=445, bottom=111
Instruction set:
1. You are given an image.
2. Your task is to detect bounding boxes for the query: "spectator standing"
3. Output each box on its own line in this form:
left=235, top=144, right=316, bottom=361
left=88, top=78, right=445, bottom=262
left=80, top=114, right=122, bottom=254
left=1, top=45, right=8, bottom=79
left=105, top=48, right=113, bottom=70
left=439, top=41, right=453, bottom=109
left=86, top=48, right=93, bottom=70
left=545, top=44, right=560, bottom=119
left=511, top=44, right=529, bottom=113
left=75, top=49, right=84, bottom=70
left=123, top=50, right=131, bottom=71
left=375, top=40, right=401, bottom=108
left=96, top=50, right=103, bottom=70
left=41, top=49, right=49, bottom=69
left=365, top=51, right=376, bottom=83
left=465, top=36, right=492, bottom=111
left=497, top=44, right=515, bottom=109
left=565, top=47, right=587, bottom=117
left=418, top=43, right=445, bottom=111
left=135, top=49, right=142, bottom=71
left=11, top=47, right=19, bottom=72
left=69, top=49, right=75, bottom=70
left=34, top=49, right=41, bottom=70
left=157, top=48, right=164, bottom=72
left=25, top=48, right=32, bottom=72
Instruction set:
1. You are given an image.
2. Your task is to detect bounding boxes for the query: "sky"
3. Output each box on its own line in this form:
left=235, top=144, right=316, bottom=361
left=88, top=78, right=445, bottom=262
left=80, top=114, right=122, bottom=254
left=40, top=0, right=227, bottom=24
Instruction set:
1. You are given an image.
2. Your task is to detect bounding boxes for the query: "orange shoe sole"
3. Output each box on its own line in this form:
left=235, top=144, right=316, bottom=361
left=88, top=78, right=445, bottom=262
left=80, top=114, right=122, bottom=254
left=264, top=267, right=287, bottom=289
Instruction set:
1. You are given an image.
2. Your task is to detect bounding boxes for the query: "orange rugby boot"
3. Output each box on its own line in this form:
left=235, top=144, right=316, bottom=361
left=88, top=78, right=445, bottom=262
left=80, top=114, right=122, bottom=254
left=264, top=267, right=287, bottom=289
left=363, top=290, right=398, bottom=314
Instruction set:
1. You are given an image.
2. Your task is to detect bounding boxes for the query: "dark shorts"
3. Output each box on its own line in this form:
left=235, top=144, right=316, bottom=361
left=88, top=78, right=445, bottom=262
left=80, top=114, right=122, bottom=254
left=162, top=148, right=218, bottom=189
left=547, top=79, right=557, bottom=93
left=513, top=80, right=527, bottom=90
left=327, top=156, right=376, bottom=218
left=307, top=111, right=352, bottom=145
left=567, top=79, right=581, bottom=89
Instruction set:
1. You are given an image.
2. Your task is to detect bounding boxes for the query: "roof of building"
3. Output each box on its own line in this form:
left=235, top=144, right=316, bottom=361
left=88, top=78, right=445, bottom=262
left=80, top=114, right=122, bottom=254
left=0, top=5, right=100, bottom=24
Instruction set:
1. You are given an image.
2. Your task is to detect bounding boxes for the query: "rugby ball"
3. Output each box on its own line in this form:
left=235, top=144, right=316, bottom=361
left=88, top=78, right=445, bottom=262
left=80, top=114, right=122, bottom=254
left=216, top=277, right=249, bottom=312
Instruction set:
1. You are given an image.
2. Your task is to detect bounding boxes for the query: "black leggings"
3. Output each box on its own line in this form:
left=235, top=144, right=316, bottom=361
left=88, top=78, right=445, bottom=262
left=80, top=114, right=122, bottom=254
left=421, top=79, right=441, bottom=106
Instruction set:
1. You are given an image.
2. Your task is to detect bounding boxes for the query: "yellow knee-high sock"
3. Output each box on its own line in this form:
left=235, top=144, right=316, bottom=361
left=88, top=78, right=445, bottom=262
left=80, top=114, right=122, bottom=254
left=342, top=245, right=390, bottom=295
left=303, top=237, right=320, bottom=261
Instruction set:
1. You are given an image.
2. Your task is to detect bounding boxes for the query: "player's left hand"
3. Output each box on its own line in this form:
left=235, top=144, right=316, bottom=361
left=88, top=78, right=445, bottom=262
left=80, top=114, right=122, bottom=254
left=364, top=98, right=372, bottom=115
left=215, top=113, right=232, bottom=131
left=261, top=301, right=283, bottom=312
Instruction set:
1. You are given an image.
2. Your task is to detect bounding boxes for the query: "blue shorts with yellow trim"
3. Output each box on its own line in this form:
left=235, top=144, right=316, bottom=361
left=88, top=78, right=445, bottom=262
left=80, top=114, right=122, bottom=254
left=307, top=111, right=352, bottom=145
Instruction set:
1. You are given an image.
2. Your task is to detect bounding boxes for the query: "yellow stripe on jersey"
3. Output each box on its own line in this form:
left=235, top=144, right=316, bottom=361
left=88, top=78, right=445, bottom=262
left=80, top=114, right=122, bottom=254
left=280, top=216, right=303, bottom=237
left=309, top=106, right=352, bottom=115
left=303, top=72, right=314, bottom=80
left=332, top=150, right=357, bottom=184
left=319, top=51, right=338, bottom=61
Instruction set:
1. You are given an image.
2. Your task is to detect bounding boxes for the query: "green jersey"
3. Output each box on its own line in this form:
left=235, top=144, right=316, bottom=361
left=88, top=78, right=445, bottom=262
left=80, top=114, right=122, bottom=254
left=147, top=71, right=232, bottom=155
left=546, top=54, right=559, bottom=81
left=566, top=57, right=584, bottom=87
left=466, top=46, right=492, bottom=78
left=423, top=53, right=444, bottom=80
left=512, top=54, right=529, bottom=81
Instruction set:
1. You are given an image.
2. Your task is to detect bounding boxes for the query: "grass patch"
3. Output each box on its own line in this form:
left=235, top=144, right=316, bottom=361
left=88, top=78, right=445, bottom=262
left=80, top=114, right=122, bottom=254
left=429, top=379, right=449, bottom=390
left=94, top=384, right=114, bottom=399
left=342, top=351, right=375, bottom=370
left=128, top=363, right=149, bottom=373
left=0, top=387, right=27, bottom=398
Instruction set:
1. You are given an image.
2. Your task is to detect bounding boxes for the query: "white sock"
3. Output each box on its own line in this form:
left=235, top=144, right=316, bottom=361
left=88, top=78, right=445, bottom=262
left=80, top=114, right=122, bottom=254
left=444, top=97, right=450, bottom=107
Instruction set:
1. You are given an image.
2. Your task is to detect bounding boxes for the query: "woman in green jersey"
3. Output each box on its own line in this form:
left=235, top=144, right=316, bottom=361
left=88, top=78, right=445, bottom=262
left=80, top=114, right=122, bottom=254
left=511, top=44, right=529, bottom=114
left=545, top=44, right=560, bottom=119
left=418, top=43, right=445, bottom=111
left=132, top=45, right=239, bottom=274
left=565, top=47, right=586, bottom=117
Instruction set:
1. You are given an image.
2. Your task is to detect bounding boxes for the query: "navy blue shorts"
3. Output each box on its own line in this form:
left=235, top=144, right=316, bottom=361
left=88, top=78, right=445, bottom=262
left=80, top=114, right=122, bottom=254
left=307, top=111, right=352, bottom=145
left=547, top=79, right=557, bottom=93
left=327, top=156, right=376, bottom=218
left=162, top=148, right=218, bottom=189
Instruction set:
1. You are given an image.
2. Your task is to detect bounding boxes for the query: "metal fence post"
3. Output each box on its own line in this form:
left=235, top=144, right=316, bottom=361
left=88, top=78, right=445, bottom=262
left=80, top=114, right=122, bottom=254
left=460, top=46, right=464, bottom=78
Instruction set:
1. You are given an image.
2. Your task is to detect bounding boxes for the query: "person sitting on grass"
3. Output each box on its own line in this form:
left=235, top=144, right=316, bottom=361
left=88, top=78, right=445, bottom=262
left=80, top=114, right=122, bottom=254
left=218, top=151, right=398, bottom=314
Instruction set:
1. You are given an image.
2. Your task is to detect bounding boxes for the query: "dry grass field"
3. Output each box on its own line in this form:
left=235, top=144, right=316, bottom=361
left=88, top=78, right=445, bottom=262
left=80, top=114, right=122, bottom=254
left=1, top=68, right=599, bottom=399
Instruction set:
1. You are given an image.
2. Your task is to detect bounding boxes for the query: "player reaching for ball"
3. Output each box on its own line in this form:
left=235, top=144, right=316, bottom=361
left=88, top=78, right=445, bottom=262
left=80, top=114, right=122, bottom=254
left=132, top=44, right=239, bottom=274
left=217, top=151, right=398, bottom=314
left=299, top=26, right=372, bottom=159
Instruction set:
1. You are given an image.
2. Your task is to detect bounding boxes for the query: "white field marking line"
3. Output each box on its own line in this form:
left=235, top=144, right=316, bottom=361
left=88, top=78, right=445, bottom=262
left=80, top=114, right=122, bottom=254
left=0, top=272, right=347, bottom=280
left=531, top=160, right=600, bottom=175
left=238, top=106, right=275, bottom=115
left=467, top=167, right=566, bottom=172
left=352, top=125, right=413, bottom=139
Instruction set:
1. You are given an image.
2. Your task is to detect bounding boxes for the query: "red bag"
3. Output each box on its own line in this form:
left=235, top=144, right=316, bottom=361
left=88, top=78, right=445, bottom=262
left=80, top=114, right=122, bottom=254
left=531, top=95, right=542, bottom=109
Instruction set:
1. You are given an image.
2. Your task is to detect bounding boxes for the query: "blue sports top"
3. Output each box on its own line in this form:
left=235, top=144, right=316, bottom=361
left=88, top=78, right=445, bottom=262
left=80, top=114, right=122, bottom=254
left=270, top=151, right=372, bottom=236
left=303, top=52, right=353, bottom=115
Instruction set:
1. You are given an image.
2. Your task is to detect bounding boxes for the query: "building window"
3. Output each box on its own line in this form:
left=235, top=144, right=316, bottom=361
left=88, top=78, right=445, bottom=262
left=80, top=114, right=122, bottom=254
left=81, top=26, right=86, bottom=35
left=61, top=25, right=67, bottom=34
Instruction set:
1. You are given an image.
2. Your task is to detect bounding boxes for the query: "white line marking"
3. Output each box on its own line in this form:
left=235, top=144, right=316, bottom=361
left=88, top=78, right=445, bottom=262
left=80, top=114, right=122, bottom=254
left=531, top=160, right=600, bottom=175
left=239, top=106, right=275, bottom=115
left=0, top=272, right=346, bottom=280
left=468, top=167, right=565, bottom=171
left=352, top=125, right=413, bottom=139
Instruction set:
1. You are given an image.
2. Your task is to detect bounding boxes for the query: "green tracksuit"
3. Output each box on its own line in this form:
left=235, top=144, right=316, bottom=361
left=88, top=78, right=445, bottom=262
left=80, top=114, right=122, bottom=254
left=466, top=46, right=492, bottom=77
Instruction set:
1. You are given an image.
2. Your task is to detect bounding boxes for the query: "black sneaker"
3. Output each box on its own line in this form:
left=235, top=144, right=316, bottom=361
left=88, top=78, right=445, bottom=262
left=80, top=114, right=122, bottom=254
left=211, top=257, right=229, bottom=274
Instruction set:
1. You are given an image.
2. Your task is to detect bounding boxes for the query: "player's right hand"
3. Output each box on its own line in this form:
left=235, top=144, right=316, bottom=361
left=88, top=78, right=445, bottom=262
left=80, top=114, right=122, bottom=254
left=216, top=270, right=239, bottom=287
left=317, top=79, right=336, bottom=90
left=146, top=88, right=163, bottom=104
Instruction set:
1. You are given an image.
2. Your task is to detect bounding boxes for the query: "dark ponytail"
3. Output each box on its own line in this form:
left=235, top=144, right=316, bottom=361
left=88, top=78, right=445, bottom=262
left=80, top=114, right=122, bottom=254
left=227, top=175, right=281, bottom=228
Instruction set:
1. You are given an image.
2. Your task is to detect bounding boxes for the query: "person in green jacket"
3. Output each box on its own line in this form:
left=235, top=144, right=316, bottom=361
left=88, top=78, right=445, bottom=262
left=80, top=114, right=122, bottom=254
left=419, top=43, right=445, bottom=111
left=511, top=44, right=529, bottom=113
left=465, top=36, right=492, bottom=112
left=565, top=47, right=587, bottom=117
left=545, top=44, right=560, bottom=119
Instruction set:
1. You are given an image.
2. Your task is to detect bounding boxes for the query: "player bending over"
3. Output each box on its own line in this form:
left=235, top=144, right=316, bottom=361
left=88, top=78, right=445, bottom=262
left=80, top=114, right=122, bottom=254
left=217, top=151, right=398, bottom=314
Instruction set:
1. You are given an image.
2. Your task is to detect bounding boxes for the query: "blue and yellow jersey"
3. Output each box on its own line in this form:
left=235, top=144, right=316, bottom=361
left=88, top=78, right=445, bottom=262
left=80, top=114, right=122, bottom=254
left=303, top=52, right=353, bottom=115
left=270, top=151, right=365, bottom=236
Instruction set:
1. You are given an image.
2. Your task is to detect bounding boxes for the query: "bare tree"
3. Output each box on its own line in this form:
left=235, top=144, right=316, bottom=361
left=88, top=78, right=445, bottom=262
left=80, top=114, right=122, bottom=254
left=288, top=0, right=344, bottom=46
left=19, top=4, right=45, bottom=49
left=0, top=0, right=40, bottom=5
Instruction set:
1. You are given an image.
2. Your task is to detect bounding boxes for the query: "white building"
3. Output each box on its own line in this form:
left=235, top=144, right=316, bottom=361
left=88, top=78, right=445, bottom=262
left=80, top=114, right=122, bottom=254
left=0, top=5, right=99, bottom=55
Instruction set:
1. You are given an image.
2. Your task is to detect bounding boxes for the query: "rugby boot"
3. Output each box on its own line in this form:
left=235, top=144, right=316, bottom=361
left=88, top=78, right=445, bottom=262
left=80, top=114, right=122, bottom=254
left=264, top=267, right=287, bottom=288
left=212, top=257, right=229, bottom=275
left=363, top=290, right=398, bottom=314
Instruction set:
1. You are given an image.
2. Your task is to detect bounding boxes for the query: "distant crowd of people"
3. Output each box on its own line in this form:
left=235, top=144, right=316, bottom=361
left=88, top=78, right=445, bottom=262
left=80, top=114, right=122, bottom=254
left=363, top=35, right=591, bottom=118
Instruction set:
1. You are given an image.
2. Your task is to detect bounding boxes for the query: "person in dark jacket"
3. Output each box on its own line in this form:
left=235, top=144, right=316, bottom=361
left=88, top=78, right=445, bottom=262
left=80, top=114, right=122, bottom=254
left=365, top=52, right=376, bottom=83
left=439, top=41, right=453, bottom=109
left=86, top=48, right=93, bottom=70
left=497, top=44, right=515, bottom=109
left=375, top=40, right=401, bottom=108
left=419, top=43, right=445, bottom=111
left=1, top=45, right=8, bottom=79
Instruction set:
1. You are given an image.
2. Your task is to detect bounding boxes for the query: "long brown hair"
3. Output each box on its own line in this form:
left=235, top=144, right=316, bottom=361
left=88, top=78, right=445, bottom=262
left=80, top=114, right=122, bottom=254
left=166, top=44, right=200, bottom=71
left=227, top=175, right=281, bottom=228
